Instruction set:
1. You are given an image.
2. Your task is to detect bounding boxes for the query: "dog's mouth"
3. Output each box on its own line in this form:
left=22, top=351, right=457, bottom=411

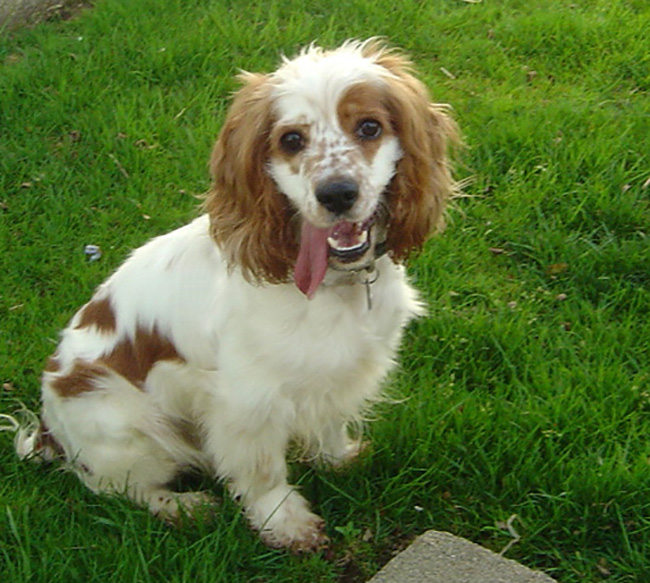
left=294, top=212, right=383, bottom=299
left=326, top=217, right=373, bottom=263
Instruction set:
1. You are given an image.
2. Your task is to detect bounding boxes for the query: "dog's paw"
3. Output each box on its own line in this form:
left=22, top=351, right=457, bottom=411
left=261, top=509, right=328, bottom=553
left=248, top=486, right=329, bottom=552
left=149, top=490, right=218, bottom=523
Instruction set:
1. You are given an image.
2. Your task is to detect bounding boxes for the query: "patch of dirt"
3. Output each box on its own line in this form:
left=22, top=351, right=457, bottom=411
left=329, top=529, right=416, bottom=583
left=1, top=0, right=93, bottom=32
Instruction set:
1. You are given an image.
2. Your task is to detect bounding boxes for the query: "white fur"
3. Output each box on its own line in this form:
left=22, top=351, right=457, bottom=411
left=269, top=50, right=403, bottom=229
left=34, top=216, right=422, bottom=549
left=11, top=41, right=438, bottom=552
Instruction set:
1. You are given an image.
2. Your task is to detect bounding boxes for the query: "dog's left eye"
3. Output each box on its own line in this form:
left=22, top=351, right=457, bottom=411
left=356, top=119, right=383, bottom=140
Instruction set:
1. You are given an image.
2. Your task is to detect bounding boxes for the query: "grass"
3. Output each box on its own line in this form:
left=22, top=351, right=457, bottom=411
left=1, top=0, right=649, bottom=580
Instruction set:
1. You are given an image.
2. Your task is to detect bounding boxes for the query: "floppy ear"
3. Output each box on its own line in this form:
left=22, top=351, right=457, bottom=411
left=204, top=73, right=297, bottom=283
left=370, top=46, right=457, bottom=261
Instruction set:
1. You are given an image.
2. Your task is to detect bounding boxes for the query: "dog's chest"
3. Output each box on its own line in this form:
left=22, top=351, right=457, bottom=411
left=215, top=277, right=410, bottom=382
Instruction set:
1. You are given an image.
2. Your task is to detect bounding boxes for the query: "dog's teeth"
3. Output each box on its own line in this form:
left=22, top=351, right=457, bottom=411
left=327, top=236, right=347, bottom=250
left=327, top=230, right=368, bottom=252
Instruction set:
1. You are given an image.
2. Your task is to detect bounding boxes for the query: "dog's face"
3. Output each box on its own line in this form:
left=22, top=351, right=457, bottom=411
left=267, top=53, right=404, bottom=295
left=206, top=40, right=456, bottom=297
left=269, top=81, right=399, bottom=268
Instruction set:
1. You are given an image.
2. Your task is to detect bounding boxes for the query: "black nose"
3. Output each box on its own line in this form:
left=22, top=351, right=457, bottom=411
left=315, top=179, right=359, bottom=215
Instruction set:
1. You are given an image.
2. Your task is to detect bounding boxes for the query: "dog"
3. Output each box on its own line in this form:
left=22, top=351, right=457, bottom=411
left=8, top=39, right=456, bottom=551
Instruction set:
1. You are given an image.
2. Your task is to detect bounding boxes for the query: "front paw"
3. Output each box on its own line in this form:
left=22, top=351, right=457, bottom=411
left=261, top=510, right=328, bottom=553
left=247, top=486, right=329, bottom=552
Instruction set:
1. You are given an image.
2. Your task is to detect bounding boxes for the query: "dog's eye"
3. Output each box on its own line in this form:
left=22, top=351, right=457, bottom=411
left=356, top=119, right=383, bottom=140
left=280, top=131, right=306, bottom=154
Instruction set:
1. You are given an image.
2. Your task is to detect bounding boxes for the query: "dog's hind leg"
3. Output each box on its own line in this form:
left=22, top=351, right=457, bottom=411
left=35, top=370, right=216, bottom=521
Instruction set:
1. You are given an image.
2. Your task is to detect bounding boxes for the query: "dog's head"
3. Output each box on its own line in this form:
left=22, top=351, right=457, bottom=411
left=205, top=39, right=457, bottom=298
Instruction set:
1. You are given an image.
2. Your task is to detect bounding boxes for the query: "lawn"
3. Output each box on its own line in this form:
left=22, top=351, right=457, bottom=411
left=1, top=0, right=649, bottom=581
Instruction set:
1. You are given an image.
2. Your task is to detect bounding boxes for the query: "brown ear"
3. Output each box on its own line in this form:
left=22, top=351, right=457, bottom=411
left=371, top=46, right=457, bottom=261
left=204, top=73, right=297, bottom=283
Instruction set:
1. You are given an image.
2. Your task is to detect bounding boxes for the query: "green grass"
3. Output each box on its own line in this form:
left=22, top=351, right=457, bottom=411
left=1, top=0, right=650, bottom=581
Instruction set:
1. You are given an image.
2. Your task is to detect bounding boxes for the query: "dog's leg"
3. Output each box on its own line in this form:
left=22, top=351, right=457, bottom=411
left=204, top=409, right=328, bottom=551
left=55, top=420, right=214, bottom=521
left=313, top=419, right=366, bottom=468
left=243, top=483, right=327, bottom=551
left=40, top=374, right=216, bottom=522
left=71, top=431, right=216, bottom=521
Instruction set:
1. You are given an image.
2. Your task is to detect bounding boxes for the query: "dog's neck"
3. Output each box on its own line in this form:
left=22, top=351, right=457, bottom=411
left=320, top=241, right=388, bottom=309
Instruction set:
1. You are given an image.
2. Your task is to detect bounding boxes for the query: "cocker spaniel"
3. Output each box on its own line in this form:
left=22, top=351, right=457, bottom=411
left=11, top=39, right=456, bottom=551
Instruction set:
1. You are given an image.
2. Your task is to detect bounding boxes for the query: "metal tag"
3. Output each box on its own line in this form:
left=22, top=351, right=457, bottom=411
left=365, top=277, right=373, bottom=311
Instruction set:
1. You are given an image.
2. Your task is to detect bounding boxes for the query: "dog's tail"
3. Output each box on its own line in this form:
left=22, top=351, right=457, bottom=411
left=0, top=406, right=62, bottom=462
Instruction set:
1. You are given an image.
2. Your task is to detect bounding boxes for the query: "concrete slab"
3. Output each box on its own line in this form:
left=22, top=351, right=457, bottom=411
left=368, top=530, right=557, bottom=583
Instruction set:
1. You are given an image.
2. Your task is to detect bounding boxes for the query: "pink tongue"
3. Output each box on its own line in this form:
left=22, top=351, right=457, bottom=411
left=294, top=223, right=330, bottom=299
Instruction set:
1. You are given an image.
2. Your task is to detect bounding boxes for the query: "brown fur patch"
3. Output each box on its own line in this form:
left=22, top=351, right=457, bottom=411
left=205, top=73, right=298, bottom=284
left=50, top=327, right=184, bottom=397
left=44, top=354, right=61, bottom=372
left=50, top=360, right=110, bottom=398
left=75, top=297, right=117, bottom=333
left=370, top=49, right=457, bottom=261
left=337, top=84, right=393, bottom=163
left=99, top=326, right=184, bottom=388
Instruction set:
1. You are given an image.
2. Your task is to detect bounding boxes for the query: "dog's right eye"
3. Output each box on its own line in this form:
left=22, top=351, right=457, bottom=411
left=280, top=131, right=306, bottom=154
